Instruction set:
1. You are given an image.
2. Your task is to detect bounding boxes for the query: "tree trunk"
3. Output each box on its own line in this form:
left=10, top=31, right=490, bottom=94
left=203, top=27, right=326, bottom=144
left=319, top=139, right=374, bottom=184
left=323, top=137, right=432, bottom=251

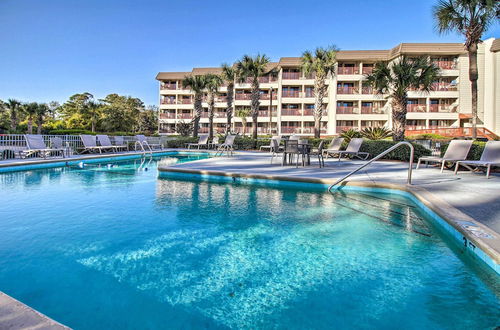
left=313, top=74, right=326, bottom=138
left=27, top=118, right=33, bottom=134
left=468, top=43, right=478, bottom=139
left=207, top=92, right=215, bottom=140
left=250, top=78, right=260, bottom=142
left=36, top=116, right=43, bottom=134
left=10, top=111, right=17, bottom=132
left=226, top=83, right=234, bottom=134
left=391, top=96, right=407, bottom=141
left=91, top=120, right=95, bottom=133
left=192, top=93, right=202, bottom=137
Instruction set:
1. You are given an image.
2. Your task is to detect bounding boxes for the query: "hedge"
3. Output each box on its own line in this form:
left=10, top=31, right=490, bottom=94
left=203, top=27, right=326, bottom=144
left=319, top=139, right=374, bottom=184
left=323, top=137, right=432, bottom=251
left=440, top=141, right=485, bottom=160
left=47, top=129, right=158, bottom=136
left=359, top=140, right=431, bottom=161
left=165, top=136, right=199, bottom=148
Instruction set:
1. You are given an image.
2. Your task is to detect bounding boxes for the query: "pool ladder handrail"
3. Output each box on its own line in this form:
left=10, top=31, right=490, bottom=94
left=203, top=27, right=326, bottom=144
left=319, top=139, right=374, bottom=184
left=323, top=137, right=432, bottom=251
left=328, top=141, right=414, bottom=193
left=135, top=141, right=153, bottom=156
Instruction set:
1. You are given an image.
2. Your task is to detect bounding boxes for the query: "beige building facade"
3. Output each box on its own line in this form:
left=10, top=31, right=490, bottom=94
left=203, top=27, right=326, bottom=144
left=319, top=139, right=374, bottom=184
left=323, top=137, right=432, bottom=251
left=156, top=39, right=500, bottom=138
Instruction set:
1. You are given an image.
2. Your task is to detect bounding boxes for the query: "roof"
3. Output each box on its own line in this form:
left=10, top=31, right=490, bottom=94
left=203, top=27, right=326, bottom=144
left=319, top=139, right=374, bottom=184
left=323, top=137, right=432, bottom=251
left=156, top=72, right=190, bottom=80
left=336, top=50, right=390, bottom=61
left=490, top=39, right=500, bottom=52
left=390, top=43, right=466, bottom=58
left=191, top=67, right=223, bottom=75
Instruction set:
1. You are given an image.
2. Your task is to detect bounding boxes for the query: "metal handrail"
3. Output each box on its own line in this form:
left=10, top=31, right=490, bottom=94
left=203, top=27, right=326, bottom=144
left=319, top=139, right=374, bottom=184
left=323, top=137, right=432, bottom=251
left=328, top=141, right=414, bottom=193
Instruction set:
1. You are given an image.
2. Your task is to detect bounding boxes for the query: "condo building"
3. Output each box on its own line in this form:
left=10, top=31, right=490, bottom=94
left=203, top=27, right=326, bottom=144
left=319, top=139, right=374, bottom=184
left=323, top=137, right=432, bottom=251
left=157, top=38, right=500, bottom=138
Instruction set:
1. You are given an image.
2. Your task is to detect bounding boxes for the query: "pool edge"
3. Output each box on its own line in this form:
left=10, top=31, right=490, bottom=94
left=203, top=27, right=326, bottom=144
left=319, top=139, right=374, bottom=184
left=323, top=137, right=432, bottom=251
left=158, top=166, right=500, bottom=275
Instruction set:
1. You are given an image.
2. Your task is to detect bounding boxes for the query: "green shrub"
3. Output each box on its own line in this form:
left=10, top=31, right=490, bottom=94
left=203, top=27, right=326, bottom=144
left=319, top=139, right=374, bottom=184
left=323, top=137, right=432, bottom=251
left=407, top=133, right=449, bottom=140
left=165, top=136, right=199, bottom=148
left=234, top=137, right=270, bottom=150
left=340, top=129, right=362, bottom=143
left=48, top=129, right=94, bottom=135
left=440, top=141, right=485, bottom=160
left=361, top=127, right=392, bottom=140
left=358, top=140, right=431, bottom=161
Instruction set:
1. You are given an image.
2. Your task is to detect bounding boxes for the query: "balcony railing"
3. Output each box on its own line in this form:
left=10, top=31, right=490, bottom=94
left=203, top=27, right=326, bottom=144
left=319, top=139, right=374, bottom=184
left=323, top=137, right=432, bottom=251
left=337, top=86, right=358, bottom=94
left=362, top=67, right=373, bottom=74
left=431, top=83, right=457, bottom=91
left=361, top=107, right=385, bottom=114
left=259, top=93, right=278, bottom=100
left=215, top=96, right=228, bottom=102
left=336, top=126, right=356, bottom=132
left=432, top=60, right=457, bottom=70
left=338, top=67, right=360, bottom=75
left=281, top=109, right=302, bottom=116
left=406, top=125, right=427, bottom=131
left=429, top=104, right=455, bottom=113
left=282, top=72, right=301, bottom=80
left=361, top=86, right=373, bottom=94
left=160, top=99, right=176, bottom=105
left=336, top=107, right=357, bottom=114
left=179, top=99, right=192, bottom=104
left=303, top=109, right=314, bottom=116
left=257, top=111, right=278, bottom=117
left=281, top=126, right=301, bottom=133
left=178, top=113, right=192, bottom=119
left=161, top=84, right=177, bottom=90
left=407, top=104, right=427, bottom=112
left=235, top=94, right=252, bottom=100
left=302, top=127, right=327, bottom=134
left=304, top=91, right=314, bottom=98
left=282, top=90, right=301, bottom=97
left=159, top=113, right=176, bottom=119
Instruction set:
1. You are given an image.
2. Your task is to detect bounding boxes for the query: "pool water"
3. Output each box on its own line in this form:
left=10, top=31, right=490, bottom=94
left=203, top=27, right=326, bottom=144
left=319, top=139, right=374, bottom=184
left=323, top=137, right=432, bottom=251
left=0, top=154, right=498, bottom=329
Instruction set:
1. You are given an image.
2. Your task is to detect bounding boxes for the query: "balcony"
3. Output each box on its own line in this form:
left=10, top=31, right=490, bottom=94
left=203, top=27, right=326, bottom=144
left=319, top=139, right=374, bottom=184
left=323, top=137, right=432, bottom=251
left=336, top=126, right=356, bottom=132
left=362, top=67, right=373, bottom=74
left=178, top=113, right=192, bottom=119
left=406, top=125, right=427, bottom=131
left=161, top=84, right=177, bottom=90
left=282, top=72, right=301, bottom=80
left=432, top=60, right=457, bottom=70
left=235, top=94, right=252, bottom=100
left=336, top=106, right=357, bottom=114
left=281, top=126, right=301, bottom=133
left=215, top=96, right=228, bottom=102
left=361, top=86, right=373, bottom=94
left=431, top=82, right=457, bottom=91
left=159, top=113, right=176, bottom=119
left=337, top=86, right=358, bottom=94
left=281, top=109, right=302, bottom=116
left=259, top=93, right=278, bottom=100
left=161, top=99, right=176, bottom=105
left=338, top=67, right=360, bottom=75
left=179, top=98, right=192, bottom=104
left=429, top=104, right=455, bottom=113
left=258, top=111, right=278, bottom=117
left=361, top=106, right=385, bottom=114
left=302, top=127, right=327, bottom=134
left=303, top=109, right=314, bottom=116
left=304, top=91, right=314, bottom=98
left=282, top=90, right=301, bottom=98
left=407, top=104, right=427, bottom=112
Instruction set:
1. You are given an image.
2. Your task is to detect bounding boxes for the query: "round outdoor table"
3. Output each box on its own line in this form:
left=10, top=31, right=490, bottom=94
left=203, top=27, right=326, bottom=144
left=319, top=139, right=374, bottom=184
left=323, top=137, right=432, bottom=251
left=282, top=140, right=311, bottom=166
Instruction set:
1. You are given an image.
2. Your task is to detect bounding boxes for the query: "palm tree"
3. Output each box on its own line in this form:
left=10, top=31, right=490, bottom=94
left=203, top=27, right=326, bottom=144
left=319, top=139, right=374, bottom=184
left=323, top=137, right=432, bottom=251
left=182, top=75, right=208, bottom=137
left=366, top=56, right=440, bottom=141
left=204, top=73, right=223, bottom=140
left=221, top=63, right=237, bottom=133
left=433, top=0, right=499, bottom=139
left=23, top=102, right=38, bottom=134
left=4, top=99, right=22, bottom=132
left=301, top=46, right=338, bottom=138
left=235, top=108, right=251, bottom=136
left=85, top=101, right=102, bottom=133
left=236, top=54, right=271, bottom=140
left=35, top=103, right=50, bottom=134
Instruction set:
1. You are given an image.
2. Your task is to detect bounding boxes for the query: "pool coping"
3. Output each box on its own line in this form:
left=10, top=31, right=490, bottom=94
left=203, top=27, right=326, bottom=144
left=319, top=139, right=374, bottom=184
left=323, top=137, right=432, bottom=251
left=158, top=166, right=500, bottom=275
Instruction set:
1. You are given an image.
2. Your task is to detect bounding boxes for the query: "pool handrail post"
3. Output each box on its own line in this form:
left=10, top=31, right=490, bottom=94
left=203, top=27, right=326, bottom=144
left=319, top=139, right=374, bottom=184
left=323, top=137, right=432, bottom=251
left=328, top=141, right=414, bottom=193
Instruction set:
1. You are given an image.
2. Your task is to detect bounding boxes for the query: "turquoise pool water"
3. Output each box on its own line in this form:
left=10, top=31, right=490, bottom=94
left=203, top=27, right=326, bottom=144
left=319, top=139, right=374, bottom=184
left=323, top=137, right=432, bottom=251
left=0, top=154, right=498, bottom=329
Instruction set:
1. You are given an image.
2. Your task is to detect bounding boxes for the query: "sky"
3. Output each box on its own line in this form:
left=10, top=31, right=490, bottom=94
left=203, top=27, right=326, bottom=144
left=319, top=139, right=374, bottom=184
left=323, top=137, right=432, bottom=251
left=1, top=0, right=498, bottom=106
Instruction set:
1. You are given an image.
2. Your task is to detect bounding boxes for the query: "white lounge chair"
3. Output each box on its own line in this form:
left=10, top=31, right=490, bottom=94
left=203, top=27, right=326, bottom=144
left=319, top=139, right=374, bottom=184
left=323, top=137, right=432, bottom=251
left=260, top=136, right=282, bottom=152
left=186, top=135, right=209, bottom=149
left=208, top=136, right=220, bottom=149
left=324, top=137, right=344, bottom=158
left=20, top=134, right=65, bottom=159
left=216, top=135, right=236, bottom=156
left=136, top=135, right=162, bottom=151
left=113, top=136, right=129, bottom=151
left=97, top=135, right=127, bottom=153
left=417, top=139, right=473, bottom=173
left=337, top=138, right=369, bottom=161
left=454, top=141, right=500, bottom=178
left=80, top=135, right=110, bottom=154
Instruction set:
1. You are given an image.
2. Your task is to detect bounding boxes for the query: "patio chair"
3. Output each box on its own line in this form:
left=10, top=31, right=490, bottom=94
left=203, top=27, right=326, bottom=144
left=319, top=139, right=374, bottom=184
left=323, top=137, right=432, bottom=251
left=186, top=134, right=209, bottom=149
left=309, top=140, right=326, bottom=168
left=50, top=137, right=68, bottom=157
left=216, top=135, right=236, bottom=156
left=324, top=137, right=344, bottom=158
left=416, top=139, right=473, bottom=173
left=260, top=136, right=282, bottom=152
left=80, top=135, right=110, bottom=154
left=20, top=134, right=65, bottom=159
left=208, top=136, right=220, bottom=149
left=113, top=136, right=129, bottom=151
left=282, top=139, right=301, bottom=167
left=337, top=138, right=369, bottom=161
left=270, top=138, right=284, bottom=164
left=97, top=135, right=127, bottom=153
left=135, top=135, right=162, bottom=151
left=454, top=141, right=500, bottom=179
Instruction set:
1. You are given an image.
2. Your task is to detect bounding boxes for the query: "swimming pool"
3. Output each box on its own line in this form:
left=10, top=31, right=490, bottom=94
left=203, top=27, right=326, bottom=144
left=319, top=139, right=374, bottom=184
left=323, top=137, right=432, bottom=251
left=0, top=154, right=498, bottom=329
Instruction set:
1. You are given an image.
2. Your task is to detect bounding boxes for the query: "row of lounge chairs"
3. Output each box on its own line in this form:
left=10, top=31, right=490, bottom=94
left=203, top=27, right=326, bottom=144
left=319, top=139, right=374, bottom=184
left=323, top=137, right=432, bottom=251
left=186, top=134, right=236, bottom=156
left=17, top=134, right=163, bottom=159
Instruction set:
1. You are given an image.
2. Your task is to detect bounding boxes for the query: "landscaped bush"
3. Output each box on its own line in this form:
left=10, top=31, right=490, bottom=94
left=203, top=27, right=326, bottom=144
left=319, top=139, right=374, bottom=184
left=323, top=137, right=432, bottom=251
left=48, top=129, right=94, bottom=135
left=359, top=140, right=432, bottom=161
left=440, top=141, right=485, bottom=160
left=165, top=136, right=199, bottom=148
left=407, top=133, right=449, bottom=140
left=234, top=137, right=270, bottom=150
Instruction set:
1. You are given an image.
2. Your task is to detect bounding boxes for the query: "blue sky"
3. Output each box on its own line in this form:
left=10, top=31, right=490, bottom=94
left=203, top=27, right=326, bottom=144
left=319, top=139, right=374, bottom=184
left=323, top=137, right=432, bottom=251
left=1, top=0, right=498, bottom=106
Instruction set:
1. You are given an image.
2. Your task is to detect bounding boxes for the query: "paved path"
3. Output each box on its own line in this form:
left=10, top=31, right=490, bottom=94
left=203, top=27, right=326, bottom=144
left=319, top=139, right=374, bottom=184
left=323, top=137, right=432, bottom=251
left=167, top=152, right=500, bottom=234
